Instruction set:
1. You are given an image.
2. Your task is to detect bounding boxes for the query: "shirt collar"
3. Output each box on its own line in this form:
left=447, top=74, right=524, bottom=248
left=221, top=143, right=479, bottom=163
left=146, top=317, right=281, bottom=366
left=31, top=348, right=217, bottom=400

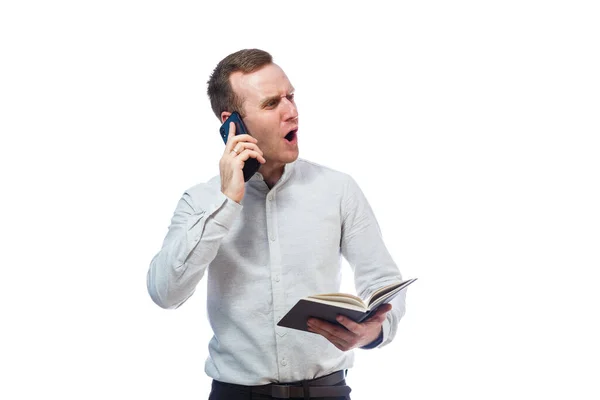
left=250, top=159, right=297, bottom=188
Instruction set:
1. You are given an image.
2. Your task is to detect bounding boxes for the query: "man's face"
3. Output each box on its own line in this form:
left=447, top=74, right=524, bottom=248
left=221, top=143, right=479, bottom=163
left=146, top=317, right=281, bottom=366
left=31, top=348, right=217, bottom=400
left=229, top=63, right=299, bottom=167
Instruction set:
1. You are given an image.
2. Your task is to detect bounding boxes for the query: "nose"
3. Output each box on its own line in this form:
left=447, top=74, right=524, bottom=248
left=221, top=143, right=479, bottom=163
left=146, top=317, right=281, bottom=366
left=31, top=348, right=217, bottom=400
left=282, top=97, right=298, bottom=121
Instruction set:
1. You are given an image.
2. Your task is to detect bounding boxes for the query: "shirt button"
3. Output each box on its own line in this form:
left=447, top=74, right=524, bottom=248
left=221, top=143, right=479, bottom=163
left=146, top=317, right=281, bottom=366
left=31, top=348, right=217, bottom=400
left=267, top=194, right=273, bottom=201
left=270, top=235, right=276, bottom=242
left=274, top=275, right=280, bottom=282
left=281, top=359, right=287, bottom=366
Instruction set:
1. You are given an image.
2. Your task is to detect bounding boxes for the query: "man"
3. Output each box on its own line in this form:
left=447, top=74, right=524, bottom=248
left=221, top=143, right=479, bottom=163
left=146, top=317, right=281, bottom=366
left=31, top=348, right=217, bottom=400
left=147, top=49, right=407, bottom=400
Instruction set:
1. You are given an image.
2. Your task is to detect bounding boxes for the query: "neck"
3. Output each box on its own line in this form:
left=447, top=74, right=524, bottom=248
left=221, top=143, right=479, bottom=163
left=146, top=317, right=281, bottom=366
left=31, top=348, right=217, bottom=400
left=259, top=162, right=286, bottom=189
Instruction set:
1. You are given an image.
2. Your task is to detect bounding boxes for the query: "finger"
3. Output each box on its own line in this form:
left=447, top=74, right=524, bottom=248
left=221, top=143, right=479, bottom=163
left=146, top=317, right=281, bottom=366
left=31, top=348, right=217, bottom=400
left=365, top=311, right=387, bottom=325
left=236, top=149, right=266, bottom=164
left=226, top=136, right=260, bottom=157
left=380, top=303, right=393, bottom=312
left=358, top=305, right=391, bottom=326
left=335, top=315, right=363, bottom=335
left=231, top=144, right=242, bottom=156
left=226, top=132, right=257, bottom=153
left=308, top=318, right=355, bottom=344
left=231, top=133, right=257, bottom=145
left=376, top=304, right=392, bottom=317
left=372, top=304, right=392, bottom=318
left=225, top=121, right=236, bottom=148
left=307, top=324, right=350, bottom=350
left=233, top=142, right=263, bottom=156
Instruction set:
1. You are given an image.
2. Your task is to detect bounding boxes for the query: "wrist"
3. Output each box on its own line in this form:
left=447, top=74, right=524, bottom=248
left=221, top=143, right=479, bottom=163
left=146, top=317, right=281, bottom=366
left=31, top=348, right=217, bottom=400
left=360, top=327, right=384, bottom=350
left=221, top=189, right=241, bottom=204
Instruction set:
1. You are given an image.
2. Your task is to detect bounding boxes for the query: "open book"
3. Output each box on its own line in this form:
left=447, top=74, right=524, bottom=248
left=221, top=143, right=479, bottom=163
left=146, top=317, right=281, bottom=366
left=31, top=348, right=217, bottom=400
left=277, top=278, right=417, bottom=333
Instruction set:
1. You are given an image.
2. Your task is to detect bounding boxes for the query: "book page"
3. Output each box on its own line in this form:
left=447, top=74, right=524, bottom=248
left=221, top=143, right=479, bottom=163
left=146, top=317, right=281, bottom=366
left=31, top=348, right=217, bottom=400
left=306, top=297, right=368, bottom=312
left=308, top=293, right=366, bottom=309
left=367, top=282, right=403, bottom=305
left=368, top=286, right=404, bottom=310
left=367, top=278, right=417, bottom=308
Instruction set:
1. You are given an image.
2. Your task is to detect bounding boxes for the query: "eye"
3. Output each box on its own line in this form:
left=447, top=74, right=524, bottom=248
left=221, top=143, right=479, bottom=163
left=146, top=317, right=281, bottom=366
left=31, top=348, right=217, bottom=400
left=287, top=93, right=295, bottom=102
left=265, top=99, right=278, bottom=108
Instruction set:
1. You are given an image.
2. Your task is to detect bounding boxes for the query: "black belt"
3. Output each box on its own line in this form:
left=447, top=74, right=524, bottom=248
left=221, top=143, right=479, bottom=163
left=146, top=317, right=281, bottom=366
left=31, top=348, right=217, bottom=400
left=216, top=370, right=351, bottom=399
left=252, top=370, right=350, bottom=399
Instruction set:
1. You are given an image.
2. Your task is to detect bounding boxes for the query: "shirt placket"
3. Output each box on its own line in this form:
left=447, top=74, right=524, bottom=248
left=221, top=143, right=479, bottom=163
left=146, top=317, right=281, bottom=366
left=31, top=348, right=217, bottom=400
left=266, top=189, right=289, bottom=380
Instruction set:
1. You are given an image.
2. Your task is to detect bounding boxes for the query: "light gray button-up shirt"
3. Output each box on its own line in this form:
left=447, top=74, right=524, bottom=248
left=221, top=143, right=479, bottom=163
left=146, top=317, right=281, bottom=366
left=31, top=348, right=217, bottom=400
left=147, top=158, right=406, bottom=385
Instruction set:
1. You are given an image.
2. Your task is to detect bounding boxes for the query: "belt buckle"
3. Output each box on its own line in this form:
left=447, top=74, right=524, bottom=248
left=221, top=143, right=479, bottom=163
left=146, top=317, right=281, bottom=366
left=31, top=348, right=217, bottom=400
left=271, top=385, right=290, bottom=399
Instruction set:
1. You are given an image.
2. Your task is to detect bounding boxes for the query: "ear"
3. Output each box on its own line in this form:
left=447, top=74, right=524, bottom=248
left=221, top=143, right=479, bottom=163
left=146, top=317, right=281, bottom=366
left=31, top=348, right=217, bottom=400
left=220, top=111, right=232, bottom=124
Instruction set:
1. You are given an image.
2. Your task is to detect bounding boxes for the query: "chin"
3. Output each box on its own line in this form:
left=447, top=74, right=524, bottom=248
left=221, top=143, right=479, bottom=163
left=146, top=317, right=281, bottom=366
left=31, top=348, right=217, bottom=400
left=284, top=150, right=299, bottom=163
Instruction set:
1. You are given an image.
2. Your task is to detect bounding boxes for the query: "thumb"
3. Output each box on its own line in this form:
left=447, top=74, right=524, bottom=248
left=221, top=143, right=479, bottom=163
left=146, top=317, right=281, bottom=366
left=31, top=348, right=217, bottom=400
left=377, top=304, right=392, bottom=314
left=375, top=304, right=392, bottom=320
left=366, top=304, right=392, bottom=324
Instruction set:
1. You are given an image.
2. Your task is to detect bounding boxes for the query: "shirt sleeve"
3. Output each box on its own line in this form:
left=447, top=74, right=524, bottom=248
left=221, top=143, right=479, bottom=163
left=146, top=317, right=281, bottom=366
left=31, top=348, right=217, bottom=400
left=340, top=175, right=406, bottom=348
left=146, top=184, right=242, bottom=309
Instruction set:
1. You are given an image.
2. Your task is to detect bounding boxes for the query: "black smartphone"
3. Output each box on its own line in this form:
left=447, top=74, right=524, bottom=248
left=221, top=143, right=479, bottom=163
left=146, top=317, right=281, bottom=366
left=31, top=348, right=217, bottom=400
left=219, top=112, right=261, bottom=182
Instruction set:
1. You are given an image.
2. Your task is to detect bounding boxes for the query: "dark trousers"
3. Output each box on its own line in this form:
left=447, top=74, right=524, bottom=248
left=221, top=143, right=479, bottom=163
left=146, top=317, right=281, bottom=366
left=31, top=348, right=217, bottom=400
left=208, top=377, right=351, bottom=400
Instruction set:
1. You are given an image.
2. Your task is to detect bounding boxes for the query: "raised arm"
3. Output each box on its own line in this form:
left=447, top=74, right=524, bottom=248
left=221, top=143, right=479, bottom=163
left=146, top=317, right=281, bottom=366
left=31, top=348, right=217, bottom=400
left=148, top=124, right=265, bottom=309
left=146, top=186, right=242, bottom=309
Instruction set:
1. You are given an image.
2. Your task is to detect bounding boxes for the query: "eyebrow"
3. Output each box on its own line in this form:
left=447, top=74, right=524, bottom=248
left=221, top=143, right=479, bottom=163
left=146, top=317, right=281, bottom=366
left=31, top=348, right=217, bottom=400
left=259, top=87, right=295, bottom=108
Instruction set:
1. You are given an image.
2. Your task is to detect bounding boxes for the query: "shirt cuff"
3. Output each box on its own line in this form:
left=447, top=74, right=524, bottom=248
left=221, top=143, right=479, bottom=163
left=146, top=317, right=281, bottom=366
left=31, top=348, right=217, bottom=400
left=212, top=192, right=243, bottom=228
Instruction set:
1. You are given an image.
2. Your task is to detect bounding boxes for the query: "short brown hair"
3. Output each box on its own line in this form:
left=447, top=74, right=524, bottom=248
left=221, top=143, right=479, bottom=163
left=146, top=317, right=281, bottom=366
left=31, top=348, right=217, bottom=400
left=207, top=49, right=273, bottom=119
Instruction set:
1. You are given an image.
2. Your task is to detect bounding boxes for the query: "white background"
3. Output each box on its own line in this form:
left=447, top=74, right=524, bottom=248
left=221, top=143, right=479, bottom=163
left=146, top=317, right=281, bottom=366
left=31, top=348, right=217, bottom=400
left=1, top=1, right=599, bottom=399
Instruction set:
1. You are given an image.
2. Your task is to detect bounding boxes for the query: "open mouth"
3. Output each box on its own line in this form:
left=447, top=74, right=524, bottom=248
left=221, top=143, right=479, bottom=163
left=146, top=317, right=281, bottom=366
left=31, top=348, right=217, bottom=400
left=285, top=130, right=298, bottom=142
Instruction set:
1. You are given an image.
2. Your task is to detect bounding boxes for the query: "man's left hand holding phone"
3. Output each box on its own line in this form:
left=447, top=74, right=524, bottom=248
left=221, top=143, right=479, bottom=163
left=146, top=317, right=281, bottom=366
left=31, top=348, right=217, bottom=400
left=219, top=112, right=266, bottom=204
